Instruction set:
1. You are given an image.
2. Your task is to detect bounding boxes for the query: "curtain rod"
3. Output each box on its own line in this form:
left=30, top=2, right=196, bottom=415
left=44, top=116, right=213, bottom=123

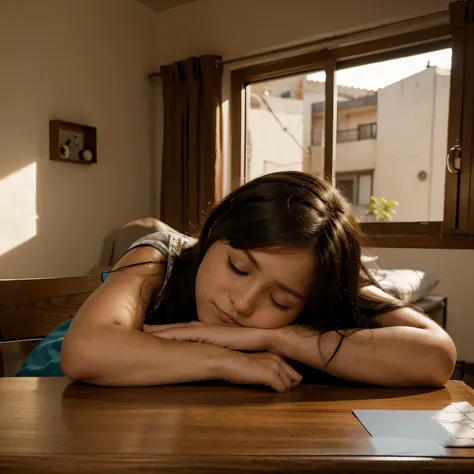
left=147, top=9, right=447, bottom=80
left=147, top=58, right=225, bottom=79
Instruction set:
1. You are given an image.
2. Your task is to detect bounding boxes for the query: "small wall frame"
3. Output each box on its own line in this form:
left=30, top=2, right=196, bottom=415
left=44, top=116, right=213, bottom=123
left=49, top=120, right=97, bottom=165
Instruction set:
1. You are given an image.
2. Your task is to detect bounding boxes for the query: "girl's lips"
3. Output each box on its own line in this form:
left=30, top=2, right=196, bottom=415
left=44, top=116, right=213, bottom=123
left=215, top=305, right=240, bottom=326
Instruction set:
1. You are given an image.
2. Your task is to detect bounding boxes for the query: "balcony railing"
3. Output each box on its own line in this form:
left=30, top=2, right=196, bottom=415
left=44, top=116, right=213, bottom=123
left=337, top=129, right=359, bottom=143
left=312, top=122, right=377, bottom=146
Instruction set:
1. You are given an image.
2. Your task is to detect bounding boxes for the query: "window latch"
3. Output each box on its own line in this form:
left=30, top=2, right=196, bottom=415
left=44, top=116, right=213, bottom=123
left=447, top=139, right=462, bottom=174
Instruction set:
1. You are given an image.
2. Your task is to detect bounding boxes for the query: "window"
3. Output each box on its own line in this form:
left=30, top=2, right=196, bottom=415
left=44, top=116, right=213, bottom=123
left=246, top=74, right=325, bottom=180
left=336, top=171, right=374, bottom=220
left=358, top=123, right=377, bottom=141
left=335, top=50, right=451, bottom=224
left=312, top=127, right=323, bottom=146
left=338, top=177, right=355, bottom=202
left=231, top=0, right=474, bottom=248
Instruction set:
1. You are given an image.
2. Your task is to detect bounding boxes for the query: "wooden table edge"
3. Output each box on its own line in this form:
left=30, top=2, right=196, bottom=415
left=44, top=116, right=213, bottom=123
left=453, top=380, right=474, bottom=397
left=2, top=454, right=474, bottom=473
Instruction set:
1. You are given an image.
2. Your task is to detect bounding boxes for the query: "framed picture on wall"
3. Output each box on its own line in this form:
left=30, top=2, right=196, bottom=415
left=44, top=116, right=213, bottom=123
left=49, top=120, right=97, bottom=165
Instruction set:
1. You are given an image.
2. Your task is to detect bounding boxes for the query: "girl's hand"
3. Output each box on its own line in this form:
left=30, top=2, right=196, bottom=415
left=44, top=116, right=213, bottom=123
left=143, top=322, right=277, bottom=352
left=222, top=351, right=303, bottom=392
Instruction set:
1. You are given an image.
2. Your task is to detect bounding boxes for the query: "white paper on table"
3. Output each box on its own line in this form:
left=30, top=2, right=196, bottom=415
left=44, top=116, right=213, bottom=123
left=353, top=402, right=474, bottom=449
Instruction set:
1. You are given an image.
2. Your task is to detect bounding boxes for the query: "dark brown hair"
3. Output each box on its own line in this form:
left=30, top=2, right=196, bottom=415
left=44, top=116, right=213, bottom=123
left=151, top=171, right=410, bottom=350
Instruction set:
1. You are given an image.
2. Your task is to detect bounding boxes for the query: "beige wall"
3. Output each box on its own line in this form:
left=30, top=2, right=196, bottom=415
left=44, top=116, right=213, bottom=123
left=338, top=106, right=377, bottom=131
left=154, top=0, right=452, bottom=65
left=363, top=247, right=474, bottom=362
left=247, top=97, right=305, bottom=179
left=310, top=140, right=377, bottom=175
left=0, top=0, right=156, bottom=278
left=336, top=140, right=377, bottom=172
left=303, top=85, right=326, bottom=149
left=375, top=67, right=449, bottom=221
left=311, top=106, right=378, bottom=173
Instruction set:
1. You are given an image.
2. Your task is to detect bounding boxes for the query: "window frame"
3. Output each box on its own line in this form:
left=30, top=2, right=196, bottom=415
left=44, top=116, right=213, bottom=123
left=231, top=2, right=474, bottom=249
left=357, top=123, right=377, bottom=141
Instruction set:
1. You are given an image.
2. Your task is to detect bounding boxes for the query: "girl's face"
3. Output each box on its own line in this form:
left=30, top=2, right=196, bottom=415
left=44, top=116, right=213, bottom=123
left=195, top=241, right=316, bottom=329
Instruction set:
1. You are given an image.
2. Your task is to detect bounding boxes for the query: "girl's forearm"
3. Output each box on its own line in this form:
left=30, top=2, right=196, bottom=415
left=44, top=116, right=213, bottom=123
left=273, top=324, right=456, bottom=387
left=61, top=325, right=231, bottom=386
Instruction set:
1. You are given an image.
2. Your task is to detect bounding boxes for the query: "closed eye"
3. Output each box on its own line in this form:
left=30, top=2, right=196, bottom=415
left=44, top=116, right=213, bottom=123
left=270, top=295, right=290, bottom=312
left=227, top=256, right=248, bottom=276
left=228, top=254, right=291, bottom=312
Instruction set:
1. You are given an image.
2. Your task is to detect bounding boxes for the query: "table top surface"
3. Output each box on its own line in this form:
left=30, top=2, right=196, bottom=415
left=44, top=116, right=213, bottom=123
left=1, top=378, right=474, bottom=473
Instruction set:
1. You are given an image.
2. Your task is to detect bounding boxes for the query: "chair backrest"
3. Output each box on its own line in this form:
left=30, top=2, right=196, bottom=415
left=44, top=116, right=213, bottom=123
left=88, top=218, right=173, bottom=275
left=0, top=275, right=102, bottom=376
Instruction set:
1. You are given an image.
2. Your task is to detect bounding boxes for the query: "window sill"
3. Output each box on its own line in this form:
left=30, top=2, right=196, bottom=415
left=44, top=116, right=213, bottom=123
left=363, top=233, right=474, bottom=249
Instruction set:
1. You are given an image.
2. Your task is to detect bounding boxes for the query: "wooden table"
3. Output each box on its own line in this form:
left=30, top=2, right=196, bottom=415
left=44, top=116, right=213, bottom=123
left=1, top=378, right=474, bottom=473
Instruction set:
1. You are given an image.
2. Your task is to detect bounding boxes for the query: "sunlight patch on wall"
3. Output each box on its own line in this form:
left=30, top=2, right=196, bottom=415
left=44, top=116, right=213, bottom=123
left=0, top=162, right=37, bottom=257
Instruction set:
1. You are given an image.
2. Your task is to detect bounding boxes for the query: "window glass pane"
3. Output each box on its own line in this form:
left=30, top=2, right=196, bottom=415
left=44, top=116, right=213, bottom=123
left=334, top=47, right=452, bottom=222
left=335, top=172, right=373, bottom=220
left=337, top=177, right=356, bottom=202
left=244, top=47, right=452, bottom=224
left=245, top=72, right=325, bottom=181
left=358, top=174, right=372, bottom=205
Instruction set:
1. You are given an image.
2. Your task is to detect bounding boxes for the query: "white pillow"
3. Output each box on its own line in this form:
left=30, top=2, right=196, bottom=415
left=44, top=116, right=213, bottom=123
left=361, top=255, right=381, bottom=276
left=373, top=269, right=440, bottom=303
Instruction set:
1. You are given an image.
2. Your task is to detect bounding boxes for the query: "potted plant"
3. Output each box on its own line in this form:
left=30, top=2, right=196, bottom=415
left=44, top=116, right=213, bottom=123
left=366, top=196, right=399, bottom=222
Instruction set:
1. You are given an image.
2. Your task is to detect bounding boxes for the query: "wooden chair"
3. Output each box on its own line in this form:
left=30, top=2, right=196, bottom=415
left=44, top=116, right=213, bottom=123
left=0, top=275, right=101, bottom=377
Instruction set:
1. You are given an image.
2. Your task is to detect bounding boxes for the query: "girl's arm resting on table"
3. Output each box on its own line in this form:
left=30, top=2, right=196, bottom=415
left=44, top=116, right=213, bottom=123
left=61, top=246, right=230, bottom=386
left=272, top=286, right=457, bottom=387
left=61, top=246, right=302, bottom=391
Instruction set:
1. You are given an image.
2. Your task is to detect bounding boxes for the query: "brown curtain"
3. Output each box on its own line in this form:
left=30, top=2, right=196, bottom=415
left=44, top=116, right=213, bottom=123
left=160, top=55, right=223, bottom=235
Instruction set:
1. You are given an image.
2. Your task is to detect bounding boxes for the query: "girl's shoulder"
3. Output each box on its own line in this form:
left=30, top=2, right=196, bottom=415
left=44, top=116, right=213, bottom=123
left=127, top=231, right=198, bottom=315
left=128, top=230, right=197, bottom=260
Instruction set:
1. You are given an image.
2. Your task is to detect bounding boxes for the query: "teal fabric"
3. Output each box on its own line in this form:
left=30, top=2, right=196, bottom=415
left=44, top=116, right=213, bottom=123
left=14, top=319, right=72, bottom=377
left=14, top=271, right=110, bottom=378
